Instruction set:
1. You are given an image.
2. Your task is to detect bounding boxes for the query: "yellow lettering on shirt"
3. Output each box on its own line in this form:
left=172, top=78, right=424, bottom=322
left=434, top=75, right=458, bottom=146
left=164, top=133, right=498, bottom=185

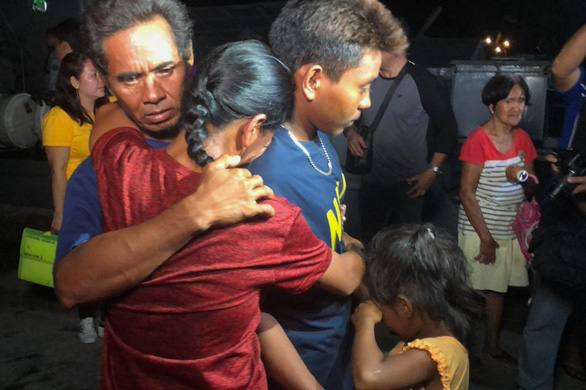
left=326, top=178, right=346, bottom=250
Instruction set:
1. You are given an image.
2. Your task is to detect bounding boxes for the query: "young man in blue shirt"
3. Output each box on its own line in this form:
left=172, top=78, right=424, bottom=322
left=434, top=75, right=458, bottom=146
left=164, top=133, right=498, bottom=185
left=249, top=1, right=407, bottom=388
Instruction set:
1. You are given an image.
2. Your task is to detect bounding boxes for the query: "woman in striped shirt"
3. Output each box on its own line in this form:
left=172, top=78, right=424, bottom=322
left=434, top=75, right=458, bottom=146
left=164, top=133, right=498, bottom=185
left=458, top=74, right=538, bottom=364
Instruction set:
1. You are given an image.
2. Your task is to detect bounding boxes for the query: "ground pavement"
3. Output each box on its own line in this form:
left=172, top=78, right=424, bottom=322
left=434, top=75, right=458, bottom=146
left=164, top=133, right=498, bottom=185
left=0, top=204, right=584, bottom=389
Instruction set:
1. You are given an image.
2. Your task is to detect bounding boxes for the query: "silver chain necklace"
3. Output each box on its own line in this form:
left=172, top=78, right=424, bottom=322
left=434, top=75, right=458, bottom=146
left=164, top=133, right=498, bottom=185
left=286, top=130, right=332, bottom=176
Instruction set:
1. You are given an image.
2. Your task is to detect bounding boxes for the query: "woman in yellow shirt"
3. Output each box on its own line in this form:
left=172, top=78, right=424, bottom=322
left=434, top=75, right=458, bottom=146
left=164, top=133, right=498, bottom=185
left=42, top=52, right=107, bottom=344
left=42, top=52, right=106, bottom=234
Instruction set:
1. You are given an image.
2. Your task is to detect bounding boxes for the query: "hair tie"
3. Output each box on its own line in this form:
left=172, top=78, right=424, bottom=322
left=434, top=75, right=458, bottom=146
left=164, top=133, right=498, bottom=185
left=426, top=227, right=435, bottom=239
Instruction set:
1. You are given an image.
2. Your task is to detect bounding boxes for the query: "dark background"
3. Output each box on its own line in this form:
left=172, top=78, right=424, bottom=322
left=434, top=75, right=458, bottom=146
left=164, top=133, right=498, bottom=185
left=182, top=0, right=586, bottom=56
left=1, top=0, right=585, bottom=93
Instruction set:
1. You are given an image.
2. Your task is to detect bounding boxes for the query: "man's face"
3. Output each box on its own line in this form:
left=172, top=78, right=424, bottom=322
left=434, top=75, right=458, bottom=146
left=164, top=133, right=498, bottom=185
left=379, top=51, right=402, bottom=78
left=103, top=16, right=188, bottom=138
left=310, top=49, right=381, bottom=135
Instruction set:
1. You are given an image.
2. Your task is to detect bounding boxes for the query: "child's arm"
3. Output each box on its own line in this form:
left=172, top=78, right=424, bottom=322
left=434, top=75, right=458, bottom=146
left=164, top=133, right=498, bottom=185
left=351, top=301, right=437, bottom=390
left=258, top=313, right=323, bottom=390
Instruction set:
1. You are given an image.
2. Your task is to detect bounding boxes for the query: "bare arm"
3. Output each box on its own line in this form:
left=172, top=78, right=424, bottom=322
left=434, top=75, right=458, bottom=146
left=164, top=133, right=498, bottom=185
left=55, top=155, right=275, bottom=308
left=316, top=248, right=364, bottom=296
left=552, top=24, right=586, bottom=92
left=45, top=146, right=70, bottom=234
left=351, top=301, right=437, bottom=390
left=407, top=66, right=457, bottom=199
left=459, top=162, right=499, bottom=264
left=258, top=313, right=323, bottom=390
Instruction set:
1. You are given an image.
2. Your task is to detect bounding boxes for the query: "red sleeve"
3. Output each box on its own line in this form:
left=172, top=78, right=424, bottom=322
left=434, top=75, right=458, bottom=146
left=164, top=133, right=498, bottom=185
left=91, top=127, right=149, bottom=172
left=91, top=127, right=157, bottom=231
left=516, top=129, right=538, bottom=164
left=459, top=128, right=486, bottom=166
left=271, top=208, right=332, bottom=294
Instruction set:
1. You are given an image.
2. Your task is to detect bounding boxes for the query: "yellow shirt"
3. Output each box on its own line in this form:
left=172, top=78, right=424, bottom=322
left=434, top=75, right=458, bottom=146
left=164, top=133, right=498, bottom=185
left=392, top=336, right=469, bottom=390
left=42, top=106, right=94, bottom=179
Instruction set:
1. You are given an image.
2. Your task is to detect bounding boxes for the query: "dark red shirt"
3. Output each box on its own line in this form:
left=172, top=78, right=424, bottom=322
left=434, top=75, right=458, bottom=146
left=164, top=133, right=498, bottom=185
left=92, top=128, right=332, bottom=390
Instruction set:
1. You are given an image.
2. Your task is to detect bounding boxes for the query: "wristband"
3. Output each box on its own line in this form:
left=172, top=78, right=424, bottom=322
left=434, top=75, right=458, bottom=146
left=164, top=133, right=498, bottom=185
left=428, top=164, right=442, bottom=175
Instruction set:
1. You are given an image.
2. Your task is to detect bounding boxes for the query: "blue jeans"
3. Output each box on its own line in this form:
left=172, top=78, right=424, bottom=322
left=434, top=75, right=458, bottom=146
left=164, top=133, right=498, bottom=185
left=518, top=273, right=574, bottom=390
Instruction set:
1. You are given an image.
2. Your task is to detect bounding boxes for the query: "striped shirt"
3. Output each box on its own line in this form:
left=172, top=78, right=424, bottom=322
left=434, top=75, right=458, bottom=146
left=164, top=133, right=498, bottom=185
left=458, top=127, right=537, bottom=239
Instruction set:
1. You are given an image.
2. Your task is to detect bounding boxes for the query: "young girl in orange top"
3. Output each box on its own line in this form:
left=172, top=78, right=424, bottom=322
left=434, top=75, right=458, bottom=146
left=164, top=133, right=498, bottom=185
left=352, top=224, right=478, bottom=390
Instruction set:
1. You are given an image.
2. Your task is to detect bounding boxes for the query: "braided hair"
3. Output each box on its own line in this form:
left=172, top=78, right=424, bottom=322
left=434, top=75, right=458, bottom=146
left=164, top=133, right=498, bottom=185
left=364, top=224, right=480, bottom=342
left=181, top=40, right=295, bottom=166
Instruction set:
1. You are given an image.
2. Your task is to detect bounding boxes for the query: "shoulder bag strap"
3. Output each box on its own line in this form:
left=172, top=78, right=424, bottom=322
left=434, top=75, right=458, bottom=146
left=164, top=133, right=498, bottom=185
left=367, top=64, right=409, bottom=137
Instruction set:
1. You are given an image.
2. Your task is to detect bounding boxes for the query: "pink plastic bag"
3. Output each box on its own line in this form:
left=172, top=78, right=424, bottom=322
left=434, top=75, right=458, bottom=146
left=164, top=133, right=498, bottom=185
left=511, top=198, right=541, bottom=263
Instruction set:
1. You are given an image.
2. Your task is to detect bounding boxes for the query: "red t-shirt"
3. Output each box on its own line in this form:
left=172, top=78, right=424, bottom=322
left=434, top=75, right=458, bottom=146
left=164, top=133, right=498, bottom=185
left=459, top=127, right=537, bottom=166
left=92, top=128, right=332, bottom=390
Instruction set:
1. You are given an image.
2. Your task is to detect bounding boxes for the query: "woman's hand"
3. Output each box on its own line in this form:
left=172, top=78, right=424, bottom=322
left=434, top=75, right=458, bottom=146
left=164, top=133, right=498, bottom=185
left=44, top=146, right=70, bottom=237
left=475, top=237, right=499, bottom=264
left=352, top=300, right=383, bottom=328
left=505, top=165, right=521, bottom=183
left=343, top=231, right=363, bottom=252
left=340, top=203, right=347, bottom=225
left=51, top=213, right=63, bottom=235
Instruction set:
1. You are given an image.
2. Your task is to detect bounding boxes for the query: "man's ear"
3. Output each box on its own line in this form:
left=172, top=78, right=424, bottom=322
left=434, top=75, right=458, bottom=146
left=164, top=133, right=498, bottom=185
left=239, top=113, right=267, bottom=150
left=396, top=295, right=413, bottom=319
left=186, top=41, right=195, bottom=67
left=296, top=64, right=325, bottom=102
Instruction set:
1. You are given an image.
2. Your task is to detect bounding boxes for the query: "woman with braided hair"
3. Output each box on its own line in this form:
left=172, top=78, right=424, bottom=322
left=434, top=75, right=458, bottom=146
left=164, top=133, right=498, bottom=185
left=90, top=40, right=363, bottom=389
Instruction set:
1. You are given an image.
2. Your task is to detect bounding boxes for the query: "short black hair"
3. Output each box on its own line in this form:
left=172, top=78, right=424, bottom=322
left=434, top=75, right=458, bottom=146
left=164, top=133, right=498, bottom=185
left=364, top=224, right=479, bottom=342
left=269, top=0, right=407, bottom=82
left=53, top=18, right=81, bottom=52
left=182, top=40, right=295, bottom=166
left=481, top=73, right=531, bottom=107
left=81, top=0, right=193, bottom=76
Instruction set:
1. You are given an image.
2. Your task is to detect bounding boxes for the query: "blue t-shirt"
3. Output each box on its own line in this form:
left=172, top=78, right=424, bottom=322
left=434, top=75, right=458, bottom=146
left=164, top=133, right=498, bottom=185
left=249, top=128, right=353, bottom=389
left=54, top=138, right=169, bottom=265
left=558, top=67, right=585, bottom=150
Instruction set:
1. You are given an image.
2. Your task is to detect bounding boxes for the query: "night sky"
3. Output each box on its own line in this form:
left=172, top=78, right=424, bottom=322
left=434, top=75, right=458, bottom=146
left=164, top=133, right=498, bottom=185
left=185, top=0, right=586, bottom=58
